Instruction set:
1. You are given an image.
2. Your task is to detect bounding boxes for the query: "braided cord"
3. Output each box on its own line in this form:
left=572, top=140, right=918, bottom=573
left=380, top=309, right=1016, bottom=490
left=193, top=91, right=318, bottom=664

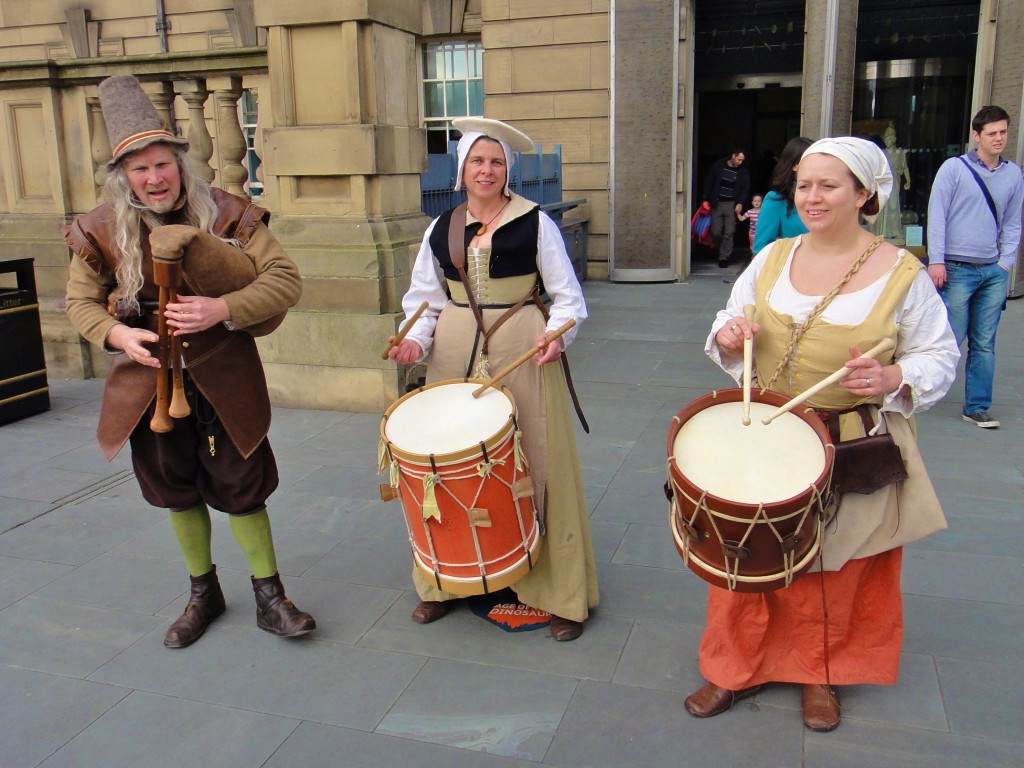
left=763, top=236, right=885, bottom=391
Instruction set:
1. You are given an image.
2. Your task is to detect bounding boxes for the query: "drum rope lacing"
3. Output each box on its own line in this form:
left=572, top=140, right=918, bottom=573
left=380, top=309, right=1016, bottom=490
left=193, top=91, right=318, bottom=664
left=667, top=455, right=828, bottom=591
left=390, top=437, right=537, bottom=572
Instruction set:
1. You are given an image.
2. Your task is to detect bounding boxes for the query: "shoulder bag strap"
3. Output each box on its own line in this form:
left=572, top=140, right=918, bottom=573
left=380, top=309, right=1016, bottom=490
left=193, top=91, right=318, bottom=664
left=530, top=288, right=590, bottom=434
left=957, top=156, right=1000, bottom=227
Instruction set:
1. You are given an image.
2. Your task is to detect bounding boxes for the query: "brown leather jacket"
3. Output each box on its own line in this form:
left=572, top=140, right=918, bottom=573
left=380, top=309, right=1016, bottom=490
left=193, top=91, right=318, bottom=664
left=64, top=188, right=301, bottom=461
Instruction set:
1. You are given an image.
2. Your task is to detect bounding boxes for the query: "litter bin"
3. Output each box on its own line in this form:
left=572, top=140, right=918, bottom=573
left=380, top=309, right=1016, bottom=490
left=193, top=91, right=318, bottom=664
left=0, top=258, right=50, bottom=424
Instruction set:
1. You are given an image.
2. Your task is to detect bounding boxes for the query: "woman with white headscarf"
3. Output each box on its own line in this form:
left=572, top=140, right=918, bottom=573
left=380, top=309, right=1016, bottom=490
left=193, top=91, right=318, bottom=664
left=685, top=137, right=959, bottom=731
left=387, top=118, right=598, bottom=641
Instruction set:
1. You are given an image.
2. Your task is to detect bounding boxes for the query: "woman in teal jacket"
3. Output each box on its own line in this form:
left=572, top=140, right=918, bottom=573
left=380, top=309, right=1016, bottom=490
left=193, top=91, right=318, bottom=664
left=751, top=136, right=813, bottom=254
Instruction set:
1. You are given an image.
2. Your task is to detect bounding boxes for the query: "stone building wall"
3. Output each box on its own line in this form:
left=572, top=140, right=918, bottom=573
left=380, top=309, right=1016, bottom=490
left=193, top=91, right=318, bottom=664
left=479, top=0, right=610, bottom=277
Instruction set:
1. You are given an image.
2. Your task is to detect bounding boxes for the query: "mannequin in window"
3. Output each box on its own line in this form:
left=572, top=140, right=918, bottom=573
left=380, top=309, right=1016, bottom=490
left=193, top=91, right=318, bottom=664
left=872, top=123, right=911, bottom=243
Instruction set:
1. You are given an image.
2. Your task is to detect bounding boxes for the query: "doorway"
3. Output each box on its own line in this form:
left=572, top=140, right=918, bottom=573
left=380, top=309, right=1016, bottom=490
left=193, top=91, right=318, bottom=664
left=692, top=85, right=802, bottom=272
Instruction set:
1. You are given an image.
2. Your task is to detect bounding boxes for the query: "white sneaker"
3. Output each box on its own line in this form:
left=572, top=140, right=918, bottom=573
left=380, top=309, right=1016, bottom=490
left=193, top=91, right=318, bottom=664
left=963, top=411, right=1000, bottom=428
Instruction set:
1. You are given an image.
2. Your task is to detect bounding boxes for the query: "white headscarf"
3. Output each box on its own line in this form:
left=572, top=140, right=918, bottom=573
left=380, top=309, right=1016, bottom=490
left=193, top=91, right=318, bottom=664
left=454, top=131, right=515, bottom=197
left=802, top=137, right=894, bottom=224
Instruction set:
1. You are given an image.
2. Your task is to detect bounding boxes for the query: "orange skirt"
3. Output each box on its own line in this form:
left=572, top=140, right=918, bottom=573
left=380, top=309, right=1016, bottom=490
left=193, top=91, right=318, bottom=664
left=698, top=548, right=903, bottom=688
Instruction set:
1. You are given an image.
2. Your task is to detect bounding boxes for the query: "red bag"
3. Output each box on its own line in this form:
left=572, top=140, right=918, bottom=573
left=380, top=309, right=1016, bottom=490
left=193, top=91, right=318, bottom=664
left=690, top=202, right=714, bottom=247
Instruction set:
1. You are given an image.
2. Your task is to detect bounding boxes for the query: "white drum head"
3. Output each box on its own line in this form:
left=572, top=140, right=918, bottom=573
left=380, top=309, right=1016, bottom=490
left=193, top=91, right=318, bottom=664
left=672, top=401, right=826, bottom=504
left=385, top=382, right=514, bottom=455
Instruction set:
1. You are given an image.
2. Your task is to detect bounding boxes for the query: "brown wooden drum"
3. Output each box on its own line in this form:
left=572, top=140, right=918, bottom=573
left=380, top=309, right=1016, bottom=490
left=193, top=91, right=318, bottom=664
left=380, top=379, right=541, bottom=596
left=665, top=388, right=834, bottom=592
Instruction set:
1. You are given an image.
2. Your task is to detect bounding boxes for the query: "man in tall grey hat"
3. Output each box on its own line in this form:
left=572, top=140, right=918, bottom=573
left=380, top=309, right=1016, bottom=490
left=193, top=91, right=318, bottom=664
left=63, top=74, right=316, bottom=648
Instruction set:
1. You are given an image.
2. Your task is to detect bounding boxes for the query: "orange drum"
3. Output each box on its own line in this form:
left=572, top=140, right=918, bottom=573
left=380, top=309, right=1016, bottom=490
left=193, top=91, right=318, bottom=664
left=666, top=388, right=834, bottom=592
left=380, top=379, right=541, bottom=596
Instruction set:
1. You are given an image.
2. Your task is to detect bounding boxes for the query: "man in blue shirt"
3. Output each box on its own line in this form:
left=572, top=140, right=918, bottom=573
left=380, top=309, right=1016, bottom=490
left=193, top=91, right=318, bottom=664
left=927, top=105, right=1023, bottom=428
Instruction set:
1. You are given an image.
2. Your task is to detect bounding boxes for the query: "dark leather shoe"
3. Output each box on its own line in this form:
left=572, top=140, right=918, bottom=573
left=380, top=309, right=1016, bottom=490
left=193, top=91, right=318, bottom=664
left=549, top=615, right=584, bottom=641
left=412, top=600, right=448, bottom=624
left=251, top=573, right=316, bottom=637
left=164, top=567, right=226, bottom=648
left=684, top=681, right=764, bottom=718
left=802, top=684, right=841, bottom=731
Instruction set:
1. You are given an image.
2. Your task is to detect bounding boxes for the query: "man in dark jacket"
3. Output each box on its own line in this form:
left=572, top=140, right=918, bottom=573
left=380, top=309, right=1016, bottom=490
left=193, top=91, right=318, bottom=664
left=702, top=149, right=750, bottom=267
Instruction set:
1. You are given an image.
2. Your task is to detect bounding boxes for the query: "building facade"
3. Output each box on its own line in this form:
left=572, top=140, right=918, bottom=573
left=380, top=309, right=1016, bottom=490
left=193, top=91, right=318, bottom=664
left=0, top=0, right=1020, bottom=411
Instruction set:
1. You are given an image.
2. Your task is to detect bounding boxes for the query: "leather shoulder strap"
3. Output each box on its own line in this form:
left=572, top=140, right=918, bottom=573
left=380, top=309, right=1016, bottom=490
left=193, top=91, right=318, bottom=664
left=449, top=203, right=468, bottom=270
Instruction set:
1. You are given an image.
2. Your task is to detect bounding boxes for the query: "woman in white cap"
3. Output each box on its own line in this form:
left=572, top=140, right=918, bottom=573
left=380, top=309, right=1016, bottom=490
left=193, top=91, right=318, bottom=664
left=685, top=137, right=959, bottom=730
left=387, top=118, right=598, bottom=641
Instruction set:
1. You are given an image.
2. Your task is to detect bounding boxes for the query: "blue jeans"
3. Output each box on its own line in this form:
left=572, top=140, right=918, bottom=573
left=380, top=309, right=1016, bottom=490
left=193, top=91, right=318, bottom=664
left=940, top=261, right=1009, bottom=415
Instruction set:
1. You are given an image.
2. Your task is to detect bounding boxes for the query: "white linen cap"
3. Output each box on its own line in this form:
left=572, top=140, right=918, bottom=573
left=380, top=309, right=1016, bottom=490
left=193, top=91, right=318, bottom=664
left=452, top=117, right=535, bottom=197
left=802, top=137, right=894, bottom=224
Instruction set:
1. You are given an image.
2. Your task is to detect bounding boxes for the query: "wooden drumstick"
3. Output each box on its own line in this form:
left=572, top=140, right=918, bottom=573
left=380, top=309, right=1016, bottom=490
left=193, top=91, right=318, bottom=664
left=760, top=338, right=897, bottom=425
left=741, top=304, right=755, bottom=426
left=472, top=320, right=576, bottom=399
left=381, top=300, right=429, bottom=360
left=168, top=288, right=191, bottom=419
left=149, top=284, right=173, bottom=433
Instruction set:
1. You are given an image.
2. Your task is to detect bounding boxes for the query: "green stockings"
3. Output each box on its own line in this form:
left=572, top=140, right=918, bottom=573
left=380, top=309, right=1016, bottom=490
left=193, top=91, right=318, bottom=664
left=169, top=503, right=214, bottom=577
left=229, top=508, right=279, bottom=579
left=169, top=504, right=279, bottom=579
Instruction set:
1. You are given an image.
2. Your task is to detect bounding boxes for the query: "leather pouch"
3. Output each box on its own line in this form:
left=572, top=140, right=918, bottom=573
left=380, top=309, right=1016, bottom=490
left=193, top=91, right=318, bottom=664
left=828, top=408, right=909, bottom=495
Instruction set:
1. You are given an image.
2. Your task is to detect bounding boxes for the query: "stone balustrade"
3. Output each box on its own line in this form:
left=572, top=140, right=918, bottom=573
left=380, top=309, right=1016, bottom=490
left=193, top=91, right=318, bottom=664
left=0, top=50, right=270, bottom=380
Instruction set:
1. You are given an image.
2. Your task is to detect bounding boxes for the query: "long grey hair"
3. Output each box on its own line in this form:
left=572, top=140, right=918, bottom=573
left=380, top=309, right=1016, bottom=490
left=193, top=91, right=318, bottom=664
left=104, top=145, right=219, bottom=315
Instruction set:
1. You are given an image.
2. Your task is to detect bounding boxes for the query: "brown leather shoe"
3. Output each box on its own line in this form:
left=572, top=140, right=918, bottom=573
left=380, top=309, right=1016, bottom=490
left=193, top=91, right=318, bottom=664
left=684, top=681, right=764, bottom=718
left=251, top=573, right=316, bottom=638
left=802, top=684, right=841, bottom=732
left=164, top=567, right=227, bottom=648
left=412, top=600, right=448, bottom=624
left=549, top=615, right=584, bottom=641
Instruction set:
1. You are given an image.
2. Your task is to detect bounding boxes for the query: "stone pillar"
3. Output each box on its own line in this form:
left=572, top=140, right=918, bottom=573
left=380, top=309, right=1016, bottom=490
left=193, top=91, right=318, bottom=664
left=209, top=76, right=249, bottom=197
left=801, top=0, right=859, bottom=138
left=86, top=96, right=110, bottom=190
left=253, top=1, right=429, bottom=412
left=250, top=86, right=265, bottom=200
left=979, top=0, right=1024, bottom=298
left=176, top=81, right=216, bottom=183
left=147, top=82, right=177, bottom=136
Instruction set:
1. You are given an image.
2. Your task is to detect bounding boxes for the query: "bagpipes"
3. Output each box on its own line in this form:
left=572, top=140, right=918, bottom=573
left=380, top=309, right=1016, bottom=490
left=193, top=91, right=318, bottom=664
left=146, top=225, right=288, bottom=433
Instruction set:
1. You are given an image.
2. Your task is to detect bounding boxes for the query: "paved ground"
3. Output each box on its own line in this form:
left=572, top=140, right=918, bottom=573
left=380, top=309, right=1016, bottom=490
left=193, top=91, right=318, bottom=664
left=1, top=272, right=1021, bottom=768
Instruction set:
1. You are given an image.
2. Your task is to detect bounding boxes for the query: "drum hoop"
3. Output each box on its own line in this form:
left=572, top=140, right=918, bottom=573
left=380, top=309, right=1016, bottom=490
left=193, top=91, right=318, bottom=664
left=670, top=515, right=823, bottom=586
left=381, top=378, right=517, bottom=463
left=666, top=388, right=835, bottom=506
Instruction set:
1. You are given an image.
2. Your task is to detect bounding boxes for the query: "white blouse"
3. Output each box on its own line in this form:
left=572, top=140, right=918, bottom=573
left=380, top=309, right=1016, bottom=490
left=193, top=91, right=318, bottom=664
left=705, top=237, right=960, bottom=418
left=401, top=210, right=587, bottom=360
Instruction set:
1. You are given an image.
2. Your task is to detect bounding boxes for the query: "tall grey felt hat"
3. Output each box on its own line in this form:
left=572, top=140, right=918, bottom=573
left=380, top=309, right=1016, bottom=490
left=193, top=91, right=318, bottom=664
left=98, top=74, right=188, bottom=167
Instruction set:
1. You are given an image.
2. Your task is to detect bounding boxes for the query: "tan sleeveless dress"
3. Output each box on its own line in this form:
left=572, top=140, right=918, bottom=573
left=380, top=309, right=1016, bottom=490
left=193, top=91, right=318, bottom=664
left=411, top=248, right=599, bottom=621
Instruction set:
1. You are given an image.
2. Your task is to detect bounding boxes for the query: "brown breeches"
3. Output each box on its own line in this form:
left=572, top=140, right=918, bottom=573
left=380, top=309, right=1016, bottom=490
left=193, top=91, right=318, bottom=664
left=128, top=375, right=278, bottom=514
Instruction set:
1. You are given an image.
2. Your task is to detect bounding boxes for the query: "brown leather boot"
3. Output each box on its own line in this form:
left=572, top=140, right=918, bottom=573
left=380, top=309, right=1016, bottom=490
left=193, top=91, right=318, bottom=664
left=549, top=615, right=584, bottom=641
left=412, top=600, right=448, bottom=624
left=251, top=573, right=316, bottom=637
left=164, top=567, right=226, bottom=648
left=684, top=681, right=764, bottom=718
left=801, top=684, right=841, bottom=731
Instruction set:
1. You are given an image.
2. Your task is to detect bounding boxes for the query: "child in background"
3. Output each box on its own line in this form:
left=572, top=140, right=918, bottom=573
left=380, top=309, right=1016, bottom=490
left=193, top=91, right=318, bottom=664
left=739, top=194, right=763, bottom=252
